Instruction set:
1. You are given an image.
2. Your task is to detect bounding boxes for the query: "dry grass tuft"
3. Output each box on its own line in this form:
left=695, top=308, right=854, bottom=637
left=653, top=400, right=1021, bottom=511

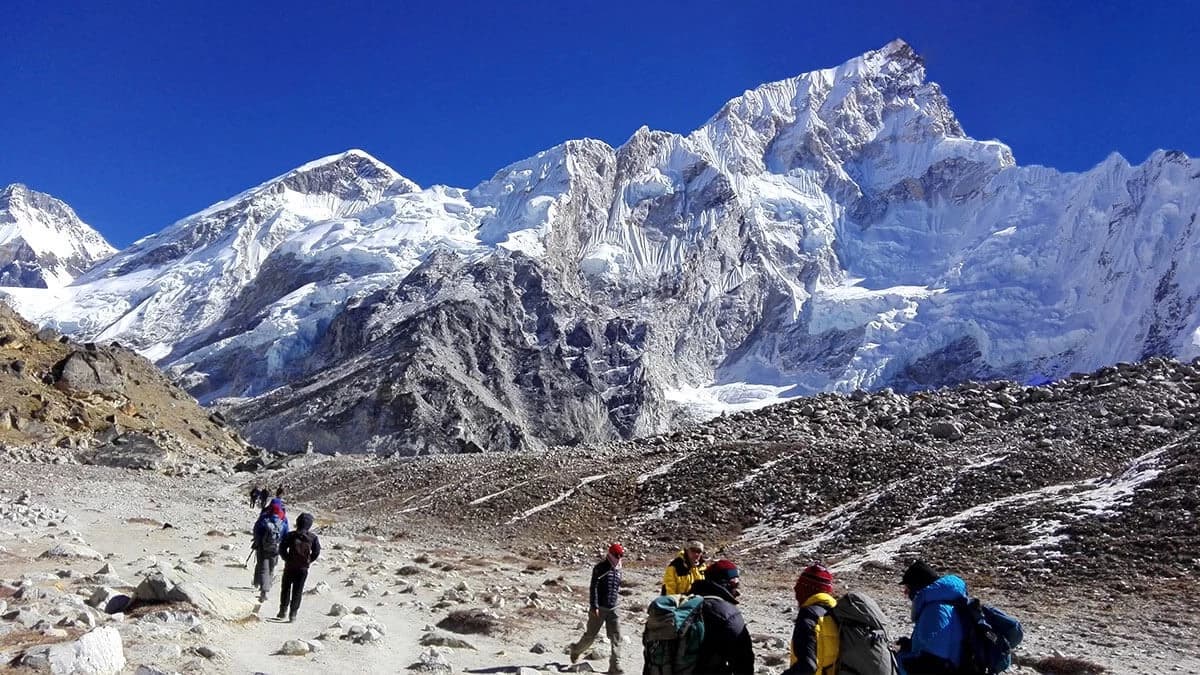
left=436, top=609, right=499, bottom=635
left=1016, top=654, right=1107, bottom=675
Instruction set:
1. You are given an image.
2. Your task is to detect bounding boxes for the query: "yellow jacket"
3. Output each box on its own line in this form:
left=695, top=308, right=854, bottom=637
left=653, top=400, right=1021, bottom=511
left=786, top=593, right=839, bottom=675
left=660, top=550, right=706, bottom=595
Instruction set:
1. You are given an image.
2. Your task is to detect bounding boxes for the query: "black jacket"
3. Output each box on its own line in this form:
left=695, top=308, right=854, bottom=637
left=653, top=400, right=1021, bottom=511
left=280, top=512, right=321, bottom=570
left=690, top=579, right=755, bottom=675
left=588, top=558, right=622, bottom=610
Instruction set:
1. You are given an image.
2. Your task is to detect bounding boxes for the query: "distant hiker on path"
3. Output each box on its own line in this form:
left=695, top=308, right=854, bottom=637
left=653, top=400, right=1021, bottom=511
left=277, top=511, right=321, bottom=622
left=269, top=486, right=285, bottom=512
left=249, top=486, right=261, bottom=507
left=782, top=563, right=838, bottom=675
left=661, top=540, right=706, bottom=595
left=251, top=503, right=288, bottom=602
left=896, top=560, right=967, bottom=675
left=569, top=542, right=625, bottom=674
left=689, top=559, right=754, bottom=675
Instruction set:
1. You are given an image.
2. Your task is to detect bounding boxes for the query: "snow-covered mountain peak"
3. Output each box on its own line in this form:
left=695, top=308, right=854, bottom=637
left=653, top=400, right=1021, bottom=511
left=0, top=183, right=115, bottom=288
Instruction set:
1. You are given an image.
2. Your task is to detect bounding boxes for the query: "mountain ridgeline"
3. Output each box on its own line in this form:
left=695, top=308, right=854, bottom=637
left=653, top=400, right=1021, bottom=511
left=2, top=40, right=1198, bottom=455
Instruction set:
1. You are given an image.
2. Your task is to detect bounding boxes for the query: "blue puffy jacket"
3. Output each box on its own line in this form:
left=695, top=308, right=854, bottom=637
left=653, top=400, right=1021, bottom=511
left=898, top=575, right=967, bottom=674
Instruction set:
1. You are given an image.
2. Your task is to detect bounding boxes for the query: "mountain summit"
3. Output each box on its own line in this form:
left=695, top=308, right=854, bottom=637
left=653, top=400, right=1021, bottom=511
left=3, top=42, right=1198, bottom=455
left=0, top=184, right=115, bottom=288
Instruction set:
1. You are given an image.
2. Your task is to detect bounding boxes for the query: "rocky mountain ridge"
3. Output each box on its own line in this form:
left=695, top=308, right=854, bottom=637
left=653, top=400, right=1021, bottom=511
left=4, top=40, right=1199, bottom=456
left=0, top=184, right=115, bottom=288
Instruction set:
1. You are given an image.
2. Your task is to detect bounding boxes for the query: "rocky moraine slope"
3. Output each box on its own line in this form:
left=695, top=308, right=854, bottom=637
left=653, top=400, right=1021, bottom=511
left=279, top=357, right=1199, bottom=594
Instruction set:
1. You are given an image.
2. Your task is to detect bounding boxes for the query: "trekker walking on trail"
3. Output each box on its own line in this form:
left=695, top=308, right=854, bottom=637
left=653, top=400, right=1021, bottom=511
left=689, top=559, right=754, bottom=675
left=249, top=486, right=261, bottom=507
left=569, top=542, right=625, bottom=674
left=896, top=560, right=967, bottom=675
left=277, top=511, right=321, bottom=622
left=660, top=540, right=706, bottom=595
left=251, top=503, right=288, bottom=602
left=782, top=563, right=839, bottom=675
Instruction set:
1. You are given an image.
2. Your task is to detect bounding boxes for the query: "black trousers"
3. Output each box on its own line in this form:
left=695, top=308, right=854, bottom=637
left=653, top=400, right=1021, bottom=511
left=278, top=567, right=309, bottom=618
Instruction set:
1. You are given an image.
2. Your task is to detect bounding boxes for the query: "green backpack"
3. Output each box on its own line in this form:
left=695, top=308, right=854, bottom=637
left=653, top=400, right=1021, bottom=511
left=643, top=594, right=706, bottom=675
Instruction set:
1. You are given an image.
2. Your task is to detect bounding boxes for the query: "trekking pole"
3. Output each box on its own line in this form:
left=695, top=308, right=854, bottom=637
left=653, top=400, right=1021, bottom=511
left=245, top=549, right=254, bottom=568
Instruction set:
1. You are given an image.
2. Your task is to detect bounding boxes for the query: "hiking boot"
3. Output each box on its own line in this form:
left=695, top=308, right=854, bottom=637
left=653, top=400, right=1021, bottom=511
left=287, top=615, right=296, bottom=623
left=276, top=611, right=286, bottom=620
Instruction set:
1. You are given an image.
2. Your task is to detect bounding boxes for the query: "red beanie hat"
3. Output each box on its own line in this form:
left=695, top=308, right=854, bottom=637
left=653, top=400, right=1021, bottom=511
left=794, top=563, right=834, bottom=602
left=608, top=542, right=625, bottom=557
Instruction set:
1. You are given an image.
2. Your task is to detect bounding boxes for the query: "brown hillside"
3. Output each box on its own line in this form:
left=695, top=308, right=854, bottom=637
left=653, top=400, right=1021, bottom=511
left=0, top=299, right=251, bottom=474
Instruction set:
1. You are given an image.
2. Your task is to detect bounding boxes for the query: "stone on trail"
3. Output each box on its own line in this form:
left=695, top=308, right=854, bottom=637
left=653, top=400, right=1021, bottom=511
left=134, top=666, right=179, bottom=675
left=20, top=626, right=126, bottom=674
left=306, top=580, right=331, bottom=595
left=419, top=631, right=478, bottom=650
left=279, top=639, right=311, bottom=656
left=407, top=646, right=452, bottom=671
left=328, top=603, right=348, bottom=616
left=39, top=543, right=105, bottom=561
left=166, top=581, right=256, bottom=621
left=133, top=567, right=189, bottom=602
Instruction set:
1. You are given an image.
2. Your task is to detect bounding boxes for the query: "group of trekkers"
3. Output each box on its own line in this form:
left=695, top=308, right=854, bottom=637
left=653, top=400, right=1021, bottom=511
left=247, top=486, right=322, bottom=623
left=571, top=540, right=1023, bottom=675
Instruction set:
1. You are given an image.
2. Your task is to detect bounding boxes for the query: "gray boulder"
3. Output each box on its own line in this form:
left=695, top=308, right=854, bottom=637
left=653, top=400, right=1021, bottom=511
left=52, top=351, right=124, bottom=395
left=20, top=626, right=125, bottom=674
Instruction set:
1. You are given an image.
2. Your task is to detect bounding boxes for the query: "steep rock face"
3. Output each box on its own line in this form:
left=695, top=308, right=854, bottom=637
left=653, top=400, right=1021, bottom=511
left=226, top=253, right=664, bottom=455
left=4, top=41, right=1200, bottom=454
left=0, top=184, right=115, bottom=288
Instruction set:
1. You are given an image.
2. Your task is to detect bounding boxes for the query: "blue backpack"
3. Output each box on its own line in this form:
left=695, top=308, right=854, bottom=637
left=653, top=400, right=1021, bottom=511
left=643, top=594, right=706, bottom=675
left=954, top=598, right=1024, bottom=674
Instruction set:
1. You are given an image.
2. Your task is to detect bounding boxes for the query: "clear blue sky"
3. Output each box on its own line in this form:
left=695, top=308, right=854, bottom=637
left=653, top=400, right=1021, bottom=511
left=2, top=1, right=1196, bottom=247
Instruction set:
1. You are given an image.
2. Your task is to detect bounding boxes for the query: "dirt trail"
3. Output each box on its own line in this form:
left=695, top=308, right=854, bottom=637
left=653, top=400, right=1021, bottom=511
left=1, top=463, right=1196, bottom=674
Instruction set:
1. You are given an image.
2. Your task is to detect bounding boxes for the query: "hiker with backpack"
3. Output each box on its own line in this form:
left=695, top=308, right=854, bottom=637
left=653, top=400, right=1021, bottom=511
left=896, top=560, right=967, bottom=675
left=249, top=486, right=261, bottom=507
left=251, top=503, right=289, bottom=602
left=569, top=543, right=625, bottom=674
left=277, top=511, right=321, bottom=622
left=661, top=540, right=707, bottom=595
left=782, top=563, right=839, bottom=675
left=689, top=559, right=754, bottom=674
left=785, top=564, right=900, bottom=675
left=896, top=560, right=1023, bottom=675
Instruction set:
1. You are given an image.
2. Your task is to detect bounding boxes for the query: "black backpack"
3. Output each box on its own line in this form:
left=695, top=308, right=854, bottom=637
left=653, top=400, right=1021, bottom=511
left=287, top=531, right=314, bottom=567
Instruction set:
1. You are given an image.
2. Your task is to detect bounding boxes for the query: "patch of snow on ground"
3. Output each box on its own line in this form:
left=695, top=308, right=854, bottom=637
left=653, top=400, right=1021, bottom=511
left=506, top=473, right=610, bottom=524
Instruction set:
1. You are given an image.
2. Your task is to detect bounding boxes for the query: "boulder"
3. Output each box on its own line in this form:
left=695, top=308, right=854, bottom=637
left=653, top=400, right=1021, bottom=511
left=166, top=581, right=256, bottom=621
left=52, top=351, right=124, bottom=395
left=279, top=639, right=311, bottom=656
left=20, top=626, right=125, bottom=674
left=39, top=543, right=104, bottom=561
left=134, top=567, right=189, bottom=602
left=88, top=434, right=172, bottom=471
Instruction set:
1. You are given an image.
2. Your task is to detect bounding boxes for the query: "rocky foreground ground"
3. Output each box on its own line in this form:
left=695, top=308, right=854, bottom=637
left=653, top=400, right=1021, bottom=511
left=0, top=356, right=1198, bottom=673
left=0, top=459, right=1196, bottom=674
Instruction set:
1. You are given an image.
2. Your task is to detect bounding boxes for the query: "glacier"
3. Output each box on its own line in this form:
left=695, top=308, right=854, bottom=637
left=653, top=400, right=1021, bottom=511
left=3, top=39, right=1198, bottom=455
